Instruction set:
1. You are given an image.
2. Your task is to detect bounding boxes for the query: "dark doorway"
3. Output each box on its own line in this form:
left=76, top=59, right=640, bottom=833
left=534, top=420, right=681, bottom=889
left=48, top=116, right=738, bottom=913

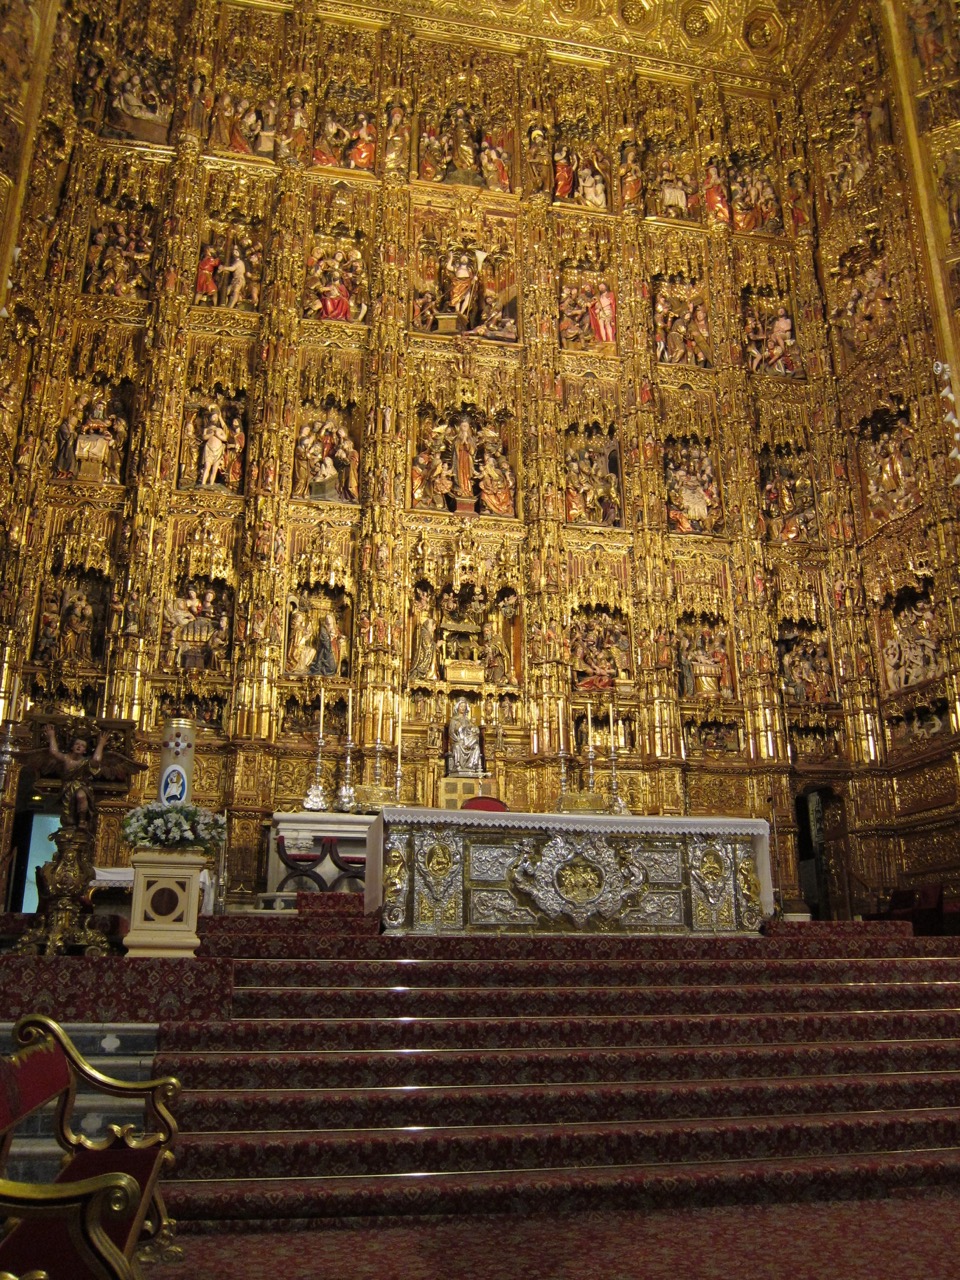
left=795, top=788, right=851, bottom=920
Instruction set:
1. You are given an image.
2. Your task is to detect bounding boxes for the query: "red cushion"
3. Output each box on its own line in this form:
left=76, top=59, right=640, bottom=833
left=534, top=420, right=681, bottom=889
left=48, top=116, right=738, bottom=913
left=461, top=796, right=508, bottom=812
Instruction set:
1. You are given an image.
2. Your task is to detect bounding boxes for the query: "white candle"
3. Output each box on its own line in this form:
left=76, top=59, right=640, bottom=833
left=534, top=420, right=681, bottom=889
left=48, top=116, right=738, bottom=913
left=396, top=694, right=403, bottom=765
left=557, top=699, right=564, bottom=752
left=347, top=688, right=353, bottom=738
left=319, top=684, right=325, bottom=737
left=376, top=691, right=384, bottom=741
left=587, top=702, right=592, bottom=750
left=8, top=674, right=19, bottom=722
left=609, top=702, right=615, bottom=746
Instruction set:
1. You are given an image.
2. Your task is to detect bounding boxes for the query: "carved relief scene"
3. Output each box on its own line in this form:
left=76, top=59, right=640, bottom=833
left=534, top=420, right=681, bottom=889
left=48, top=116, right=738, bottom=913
left=83, top=158, right=163, bottom=300
left=558, top=275, right=616, bottom=352
left=293, top=397, right=361, bottom=505
left=76, top=20, right=174, bottom=144
left=311, top=27, right=379, bottom=173
left=285, top=587, right=352, bottom=677
left=777, top=620, right=835, bottom=704
left=193, top=169, right=271, bottom=311
left=563, top=421, right=622, bottom=527
left=408, top=579, right=519, bottom=688
left=724, top=94, right=783, bottom=236
left=209, top=5, right=285, bottom=158
left=566, top=607, right=631, bottom=690
left=34, top=573, right=111, bottom=665
left=828, top=236, right=897, bottom=369
left=415, top=45, right=516, bottom=191
left=759, top=444, right=818, bottom=542
left=411, top=208, right=518, bottom=341
left=302, top=183, right=373, bottom=324
left=53, top=379, right=133, bottom=485
left=411, top=403, right=516, bottom=517
left=880, top=585, right=944, bottom=694
left=631, top=77, right=699, bottom=221
left=654, top=280, right=713, bottom=367
left=855, top=408, right=922, bottom=532
left=802, top=12, right=893, bottom=221
left=162, top=577, right=234, bottom=672
left=886, top=699, right=951, bottom=756
left=741, top=290, right=804, bottom=378
left=676, top=614, right=735, bottom=702
left=550, top=62, right=609, bottom=210
left=663, top=434, right=723, bottom=534
left=179, top=392, right=246, bottom=493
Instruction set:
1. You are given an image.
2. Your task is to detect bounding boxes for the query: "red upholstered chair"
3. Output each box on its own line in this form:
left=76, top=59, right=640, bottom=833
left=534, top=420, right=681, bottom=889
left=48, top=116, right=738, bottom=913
left=885, top=888, right=917, bottom=922
left=912, top=882, right=944, bottom=936
left=461, top=796, right=508, bottom=812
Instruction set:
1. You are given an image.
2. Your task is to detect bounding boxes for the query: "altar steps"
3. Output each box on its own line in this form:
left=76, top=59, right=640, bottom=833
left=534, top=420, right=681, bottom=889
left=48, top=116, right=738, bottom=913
left=230, top=980, right=960, bottom=1019
left=162, top=902, right=960, bottom=1229
left=176, top=1072, right=960, bottom=1131
left=156, top=1040, right=960, bottom=1091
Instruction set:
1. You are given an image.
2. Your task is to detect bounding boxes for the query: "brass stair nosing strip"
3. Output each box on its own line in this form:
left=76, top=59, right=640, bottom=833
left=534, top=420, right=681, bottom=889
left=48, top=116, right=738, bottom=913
left=167, top=1142, right=960, bottom=1185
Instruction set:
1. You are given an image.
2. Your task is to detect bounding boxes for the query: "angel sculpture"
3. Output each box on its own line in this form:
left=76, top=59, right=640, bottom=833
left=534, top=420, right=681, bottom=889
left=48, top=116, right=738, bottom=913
left=22, top=720, right=145, bottom=832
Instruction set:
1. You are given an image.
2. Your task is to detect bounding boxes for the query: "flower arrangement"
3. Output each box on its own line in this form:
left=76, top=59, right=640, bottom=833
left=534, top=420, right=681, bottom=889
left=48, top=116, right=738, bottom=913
left=122, top=801, right=227, bottom=854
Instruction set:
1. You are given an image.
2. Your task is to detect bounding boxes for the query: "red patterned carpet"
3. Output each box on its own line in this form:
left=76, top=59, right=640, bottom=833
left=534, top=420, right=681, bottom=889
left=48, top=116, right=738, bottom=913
left=154, top=1192, right=960, bottom=1279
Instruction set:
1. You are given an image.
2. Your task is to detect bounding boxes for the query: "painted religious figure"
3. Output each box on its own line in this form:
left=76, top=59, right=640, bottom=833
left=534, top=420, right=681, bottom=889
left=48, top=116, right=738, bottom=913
left=742, top=302, right=804, bottom=377
left=654, top=288, right=713, bottom=367
left=759, top=446, right=818, bottom=542
left=410, top=407, right=515, bottom=517
left=303, top=245, right=368, bottom=323
left=559, top=281, right=616, bottom=351
left=180, top=400, right=245, bottom=491
left=564, top=425, right=622, bottom=527
left=292, top=405, right=360, bottom=505
left=664, top=437, right=722, bottom=534
left=566, top=609, right=631, bottom=690
left=858, top=416, right=922, bottom=530
left=676, top=618, right=735, bottom=701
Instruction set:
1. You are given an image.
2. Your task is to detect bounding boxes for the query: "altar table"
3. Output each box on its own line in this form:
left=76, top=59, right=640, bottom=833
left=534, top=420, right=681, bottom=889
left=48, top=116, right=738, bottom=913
left=365, top=808, right=772, bottom=935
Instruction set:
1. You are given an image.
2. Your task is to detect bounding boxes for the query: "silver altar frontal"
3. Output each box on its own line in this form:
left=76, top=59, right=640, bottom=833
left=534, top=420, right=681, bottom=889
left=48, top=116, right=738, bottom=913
left=367, top=808, right=773, bottom=935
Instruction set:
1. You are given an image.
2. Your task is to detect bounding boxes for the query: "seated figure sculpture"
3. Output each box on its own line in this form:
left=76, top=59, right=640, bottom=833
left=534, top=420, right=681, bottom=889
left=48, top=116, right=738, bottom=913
left=447, top=697, right=483, bottom=776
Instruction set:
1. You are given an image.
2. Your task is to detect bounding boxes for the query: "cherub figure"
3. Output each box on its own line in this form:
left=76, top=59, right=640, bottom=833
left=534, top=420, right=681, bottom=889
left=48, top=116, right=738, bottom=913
left=23, top=720, right=144, bottom=832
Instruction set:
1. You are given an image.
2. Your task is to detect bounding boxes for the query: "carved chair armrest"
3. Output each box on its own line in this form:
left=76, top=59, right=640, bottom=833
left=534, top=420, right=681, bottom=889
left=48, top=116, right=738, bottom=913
left=13, top=1016, right=180, bottom=1151
left=0, top=1172, right=141, bottom=1280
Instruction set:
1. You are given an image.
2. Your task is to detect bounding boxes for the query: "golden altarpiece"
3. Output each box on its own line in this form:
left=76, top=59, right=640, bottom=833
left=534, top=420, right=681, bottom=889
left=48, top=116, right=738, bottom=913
left=0, top=0, right=957, bottom=915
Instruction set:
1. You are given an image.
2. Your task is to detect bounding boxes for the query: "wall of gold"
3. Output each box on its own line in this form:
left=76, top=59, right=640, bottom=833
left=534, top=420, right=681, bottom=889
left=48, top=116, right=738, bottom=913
left=0, top=0, right=956, bottom=911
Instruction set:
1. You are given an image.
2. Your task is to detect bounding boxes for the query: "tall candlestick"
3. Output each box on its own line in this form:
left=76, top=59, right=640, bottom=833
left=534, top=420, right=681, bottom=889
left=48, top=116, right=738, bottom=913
left=376, top=691, right=384, bottom=741
left=319, top=685, right=325, bottom=737
left=347, top=688, right=353, bottom=738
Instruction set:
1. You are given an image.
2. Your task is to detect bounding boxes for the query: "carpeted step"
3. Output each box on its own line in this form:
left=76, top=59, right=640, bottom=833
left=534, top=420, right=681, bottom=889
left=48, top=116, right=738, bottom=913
left=175, top=1070, right=960, bottom=1132
left=170, top=1106, right=960, bottom=1180
left=164, top=1147, right=960, bottom=1228
left=231, top=954, right=960, bottom=989
left=158, top=1008, right=960, bottom=1053
left=230, top=979, right=960, bottom=1020
left=197, top=931, right=960, bottom=962
left=154, top=1038, right=960, bottom=1091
